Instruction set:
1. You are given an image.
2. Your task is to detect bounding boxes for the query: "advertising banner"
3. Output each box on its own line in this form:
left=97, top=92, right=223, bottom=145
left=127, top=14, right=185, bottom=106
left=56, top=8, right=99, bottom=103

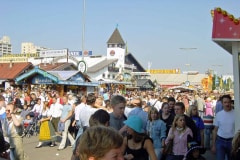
left=39, top=49, right=67, bottom=57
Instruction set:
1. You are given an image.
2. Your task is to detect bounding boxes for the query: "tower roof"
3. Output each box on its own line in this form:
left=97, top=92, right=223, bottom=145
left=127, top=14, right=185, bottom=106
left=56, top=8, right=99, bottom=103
left=107, top=28, right=125, bottom=44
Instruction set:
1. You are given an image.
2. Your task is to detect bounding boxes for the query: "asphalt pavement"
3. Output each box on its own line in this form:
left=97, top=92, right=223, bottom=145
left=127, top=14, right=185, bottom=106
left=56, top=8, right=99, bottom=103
left=23, top=135, right=73, bottom=160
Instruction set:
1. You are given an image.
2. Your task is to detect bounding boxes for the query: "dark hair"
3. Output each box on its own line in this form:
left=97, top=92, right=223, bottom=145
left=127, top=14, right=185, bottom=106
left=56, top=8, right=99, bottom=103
left=168, top=97, right=176, bottom=103
left=221, top=94, right=232, bottom=102
left=89, top=109, right=110, bottom=127
left=110, top=95, right=126, bottom=106
left=175, top=102, right=185, bottom=111
left=161, top=102, right=169, bottom=108
left=86, top=93, right=96, bottom=105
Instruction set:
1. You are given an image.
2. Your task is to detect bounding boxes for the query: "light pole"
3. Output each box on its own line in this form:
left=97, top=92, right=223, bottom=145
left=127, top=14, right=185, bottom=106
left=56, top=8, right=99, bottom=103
left=179, top=48, right=197, bottom=87
left=82, top=0, right=86, bottom=61
left=185, top=63, right=191, bottom=81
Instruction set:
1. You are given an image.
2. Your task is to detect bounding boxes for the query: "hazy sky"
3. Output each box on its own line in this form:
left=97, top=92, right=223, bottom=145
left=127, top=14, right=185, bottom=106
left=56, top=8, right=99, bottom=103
left=1, top=0, right=239, bottom=74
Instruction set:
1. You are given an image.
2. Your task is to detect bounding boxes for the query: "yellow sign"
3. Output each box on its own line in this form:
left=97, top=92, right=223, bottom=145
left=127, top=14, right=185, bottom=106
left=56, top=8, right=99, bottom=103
left=0, top=57, right=28, bottom=62
left=147, top=69, right=181, bottom=74
left=3, top=53, right=39, bottom=58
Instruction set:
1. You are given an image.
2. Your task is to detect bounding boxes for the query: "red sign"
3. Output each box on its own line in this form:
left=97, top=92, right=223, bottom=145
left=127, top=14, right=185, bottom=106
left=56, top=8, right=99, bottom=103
left=212, top=8, right=240, bottom=39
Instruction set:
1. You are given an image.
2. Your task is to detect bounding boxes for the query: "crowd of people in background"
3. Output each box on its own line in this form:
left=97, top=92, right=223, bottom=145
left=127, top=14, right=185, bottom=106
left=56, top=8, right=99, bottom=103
left=0, top=86, right=239, bottom=160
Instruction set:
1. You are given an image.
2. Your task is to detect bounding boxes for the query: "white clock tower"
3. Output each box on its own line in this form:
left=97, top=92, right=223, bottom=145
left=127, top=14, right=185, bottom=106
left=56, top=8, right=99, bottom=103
left=107, top=27, right=126, bottom=72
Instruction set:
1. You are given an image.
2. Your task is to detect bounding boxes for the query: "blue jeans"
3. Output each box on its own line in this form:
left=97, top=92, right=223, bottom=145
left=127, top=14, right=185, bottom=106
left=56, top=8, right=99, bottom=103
left=216, top=136, right=232, bottom=160
left=154, top=148, right=162, bottom=160
left=166, top=154, right=184, bottom=160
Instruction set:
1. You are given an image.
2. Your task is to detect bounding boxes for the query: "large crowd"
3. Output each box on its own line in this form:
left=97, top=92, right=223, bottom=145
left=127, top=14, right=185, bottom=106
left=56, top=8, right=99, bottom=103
left=0, top=86, right=239, bottom=160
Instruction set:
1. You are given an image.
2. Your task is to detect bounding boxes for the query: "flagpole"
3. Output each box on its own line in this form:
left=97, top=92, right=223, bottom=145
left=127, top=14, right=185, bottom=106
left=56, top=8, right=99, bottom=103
left=82, top=0, right=86, bottom=61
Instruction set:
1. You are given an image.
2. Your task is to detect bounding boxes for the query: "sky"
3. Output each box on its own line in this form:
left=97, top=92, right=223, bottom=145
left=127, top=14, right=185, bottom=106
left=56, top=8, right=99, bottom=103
left=1, top=0, right=240, bottom=75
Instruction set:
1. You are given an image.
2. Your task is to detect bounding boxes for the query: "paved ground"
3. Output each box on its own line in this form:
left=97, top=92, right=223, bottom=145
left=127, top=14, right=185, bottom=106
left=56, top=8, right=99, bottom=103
left=22, top=135, right=216, bottom=160
left=23, top=135, right=73, bottom=160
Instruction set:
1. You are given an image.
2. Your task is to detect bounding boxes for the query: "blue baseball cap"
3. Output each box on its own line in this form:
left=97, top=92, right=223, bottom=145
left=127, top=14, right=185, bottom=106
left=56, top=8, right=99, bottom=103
left=124, top=116, right=144, bottom=133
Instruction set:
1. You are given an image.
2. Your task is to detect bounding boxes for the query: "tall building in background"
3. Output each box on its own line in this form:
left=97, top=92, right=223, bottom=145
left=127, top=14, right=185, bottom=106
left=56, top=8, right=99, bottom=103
left=107, top=27, right=126, bottom=72
left=0, top=36, right=12, bottom=56
left=21, top=42, right=47, bottom=54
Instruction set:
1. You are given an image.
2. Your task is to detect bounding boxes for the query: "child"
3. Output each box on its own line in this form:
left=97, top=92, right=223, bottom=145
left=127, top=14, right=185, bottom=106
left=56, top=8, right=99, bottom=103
left=23, top=114, right=33, bottom=131
left=205, top=97, right=213, bottom=116
left=231, top=131, right=240, bottom=160
left=20, top=104, right=30, bottom=120
left=184, top=135, right=206, bottom=160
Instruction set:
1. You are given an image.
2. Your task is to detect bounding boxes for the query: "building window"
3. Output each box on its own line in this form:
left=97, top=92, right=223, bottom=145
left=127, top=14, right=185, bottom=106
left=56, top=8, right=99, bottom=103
left=108, top=74, right=110, bottom=78
left=113, top=75, right=115, bottom=79
left=102, top=73, right=105, bottom=78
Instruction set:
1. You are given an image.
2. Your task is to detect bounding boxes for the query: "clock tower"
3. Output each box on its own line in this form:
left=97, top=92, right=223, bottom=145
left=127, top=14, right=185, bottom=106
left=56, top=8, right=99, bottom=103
left=107, top=27, right=126, bottom=72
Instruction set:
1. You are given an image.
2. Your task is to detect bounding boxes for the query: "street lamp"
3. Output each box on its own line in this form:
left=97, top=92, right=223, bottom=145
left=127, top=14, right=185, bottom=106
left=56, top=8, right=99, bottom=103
left=179, top=48, right=197, bottom=87
left=185, top=63, right=191, bottom=81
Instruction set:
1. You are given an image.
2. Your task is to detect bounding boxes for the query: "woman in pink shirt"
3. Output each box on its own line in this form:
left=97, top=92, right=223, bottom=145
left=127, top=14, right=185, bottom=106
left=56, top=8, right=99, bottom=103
left=165, top=115, right=193, bottom=160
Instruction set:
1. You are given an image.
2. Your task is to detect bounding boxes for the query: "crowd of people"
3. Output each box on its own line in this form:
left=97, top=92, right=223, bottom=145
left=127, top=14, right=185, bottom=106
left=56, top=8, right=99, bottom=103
left=0, top=86, right=239, bottom=160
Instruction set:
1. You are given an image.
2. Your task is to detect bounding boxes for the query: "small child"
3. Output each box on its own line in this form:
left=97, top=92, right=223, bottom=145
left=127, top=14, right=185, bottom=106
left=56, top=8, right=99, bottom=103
left=23, top=114, right=33, bottom=129
left=184, top=136, right=206, bottom=160
left=20, top=104, right=30, bottom=120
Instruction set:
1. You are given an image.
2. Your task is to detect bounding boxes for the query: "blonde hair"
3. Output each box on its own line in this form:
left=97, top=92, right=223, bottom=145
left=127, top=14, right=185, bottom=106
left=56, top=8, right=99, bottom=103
left=78, top=126, right=123, bottom=160
left=148, top=107, right=160, bottom=121
left=187, top=105, right=199, bottom=117
left=172, top=114, right=186, bottom=131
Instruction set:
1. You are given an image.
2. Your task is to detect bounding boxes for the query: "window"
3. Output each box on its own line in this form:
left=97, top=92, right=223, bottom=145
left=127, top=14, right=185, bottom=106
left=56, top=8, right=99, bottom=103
left=102, top=73, right=105, bottom=78
left=108, top=74, right=110, bottom=78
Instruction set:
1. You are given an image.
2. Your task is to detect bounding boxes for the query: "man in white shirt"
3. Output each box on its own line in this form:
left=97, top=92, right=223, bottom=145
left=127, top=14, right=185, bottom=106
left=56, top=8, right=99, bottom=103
left=31, top=98, right=43, bottom=116
left=49, top=97, right=63, bottom=135
left=212, top=94, right=235, bottom=160
left=78, top=93, right=97, bottom=134
left=148, top=93, right=162, bottom=111
left=36, top=91, right=45, bottom=104
left=73, top=95, right=87, bottom=139
left=58, top=96, right=75, bottom=150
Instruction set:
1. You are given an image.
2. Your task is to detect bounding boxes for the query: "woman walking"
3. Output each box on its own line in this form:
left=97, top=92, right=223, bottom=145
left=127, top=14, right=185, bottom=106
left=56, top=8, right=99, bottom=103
left=165, top=115, right=193, bottom=160
left=147, top=107, right=167, bottom=160
left=35, top=101, right=56, bottom=148
left=122, top=116, right=157, bottom=160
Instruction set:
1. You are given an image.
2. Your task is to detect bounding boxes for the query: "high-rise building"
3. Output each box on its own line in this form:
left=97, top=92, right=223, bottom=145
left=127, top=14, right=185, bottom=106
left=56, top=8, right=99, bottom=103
left=21, top=42, right=47, bottom=54
left=0, top=36, right=12, bottom=56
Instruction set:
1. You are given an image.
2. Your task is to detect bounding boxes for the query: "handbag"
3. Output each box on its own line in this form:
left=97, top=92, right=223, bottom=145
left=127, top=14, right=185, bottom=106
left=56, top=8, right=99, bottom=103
left=163, top=139, right=173, bottom=155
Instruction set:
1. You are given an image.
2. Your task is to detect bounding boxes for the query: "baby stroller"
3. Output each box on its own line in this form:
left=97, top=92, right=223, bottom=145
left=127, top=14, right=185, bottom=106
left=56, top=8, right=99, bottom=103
left=22, top=112, right=40, bottom=138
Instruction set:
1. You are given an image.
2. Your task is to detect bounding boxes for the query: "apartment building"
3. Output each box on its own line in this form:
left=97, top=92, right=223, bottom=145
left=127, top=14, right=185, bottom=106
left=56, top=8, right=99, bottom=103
left=0, top=36, right=12, bottom=56
left=21, top=42, right=47, bottom=54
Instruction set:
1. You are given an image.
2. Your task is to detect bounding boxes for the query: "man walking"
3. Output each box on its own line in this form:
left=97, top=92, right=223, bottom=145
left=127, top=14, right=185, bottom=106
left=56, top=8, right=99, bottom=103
left=58, top=96, right=75, bottom=150
left=1, top=103, right=24, bottom=160
left=49, top=96, right=63, bottom=137
left=212, top=94, right=235, bottom=160
left=109, top=95, right=127, bottom=135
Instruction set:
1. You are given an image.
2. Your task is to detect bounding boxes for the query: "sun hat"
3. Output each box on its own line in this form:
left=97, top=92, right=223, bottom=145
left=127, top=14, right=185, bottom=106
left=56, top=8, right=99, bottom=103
left=124, top=116, right=144, bottom=133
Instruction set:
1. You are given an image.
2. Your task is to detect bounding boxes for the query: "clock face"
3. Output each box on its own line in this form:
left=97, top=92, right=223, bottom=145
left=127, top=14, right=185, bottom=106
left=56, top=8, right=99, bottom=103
left=78, top=61, right=87, bottom=73
left=185, top=81, right=190, bottom=87
left=110, top=50, right=115, bottom=56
